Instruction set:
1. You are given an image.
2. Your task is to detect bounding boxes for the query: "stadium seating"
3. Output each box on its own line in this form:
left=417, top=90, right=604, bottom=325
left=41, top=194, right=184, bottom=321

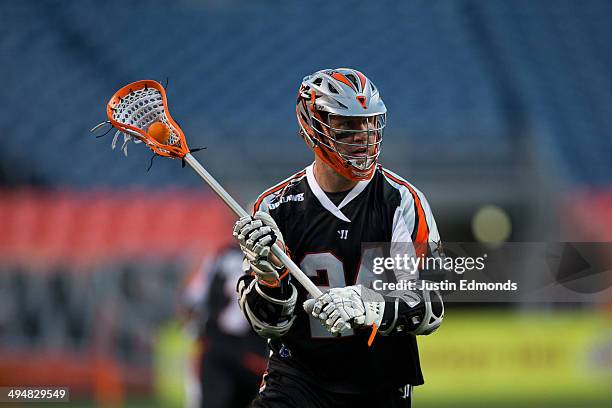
left=1, top=0, right=611, bottom=187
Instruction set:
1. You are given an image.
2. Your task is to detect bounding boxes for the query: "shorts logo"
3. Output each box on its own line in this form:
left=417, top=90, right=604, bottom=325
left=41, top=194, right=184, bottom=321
left=279, top=345, right=292, bottom=358
left=269, top=193, right=304, bottom=210
left=399, top=385, right=411, bottom=399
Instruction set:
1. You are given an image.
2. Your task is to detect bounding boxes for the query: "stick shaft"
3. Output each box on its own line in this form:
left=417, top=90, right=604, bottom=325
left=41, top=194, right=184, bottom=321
left=184, top=153, right=323, bottom=298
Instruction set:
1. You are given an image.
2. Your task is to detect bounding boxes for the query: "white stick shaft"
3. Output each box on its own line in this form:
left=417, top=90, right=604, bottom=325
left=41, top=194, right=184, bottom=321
left=184, top=153, right=323, bottom=298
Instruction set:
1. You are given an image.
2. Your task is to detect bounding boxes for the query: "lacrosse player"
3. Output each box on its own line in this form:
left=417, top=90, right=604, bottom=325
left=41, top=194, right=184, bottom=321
left=234, top=68, right=444, bottom=407
left=181, top=246, right=267, bottom=408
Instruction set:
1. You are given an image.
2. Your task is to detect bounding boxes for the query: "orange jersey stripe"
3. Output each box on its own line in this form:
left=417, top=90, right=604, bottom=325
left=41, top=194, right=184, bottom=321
left=382, top=170, right=429, bottom=255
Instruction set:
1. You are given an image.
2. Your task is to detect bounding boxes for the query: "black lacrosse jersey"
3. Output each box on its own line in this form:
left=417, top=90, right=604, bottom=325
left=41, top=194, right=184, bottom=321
left=183, top=246, right=267, bottom=356
left=251, top=163, right=440, bottom=393
left=202, top=247, right=267, bottom=353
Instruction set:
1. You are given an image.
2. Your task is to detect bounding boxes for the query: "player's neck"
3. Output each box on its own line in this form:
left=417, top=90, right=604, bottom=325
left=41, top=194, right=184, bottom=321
left=313, top=158, right=358, bottom=193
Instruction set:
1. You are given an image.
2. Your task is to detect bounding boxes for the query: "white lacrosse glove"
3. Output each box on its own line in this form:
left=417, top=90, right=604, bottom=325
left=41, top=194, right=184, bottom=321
left=233, top=211, right=286, bottom=286
left=303, top=291, right=351, bottom=336
left=303, top=285, right=385, bottom=335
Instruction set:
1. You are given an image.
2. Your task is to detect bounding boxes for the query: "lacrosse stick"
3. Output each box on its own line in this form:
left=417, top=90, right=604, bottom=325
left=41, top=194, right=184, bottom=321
left=91, top=80, right=323, bottom=299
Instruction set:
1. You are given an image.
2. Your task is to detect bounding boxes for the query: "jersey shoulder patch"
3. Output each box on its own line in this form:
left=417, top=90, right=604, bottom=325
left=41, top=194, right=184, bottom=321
left=253, top=168, right=307, bottom=214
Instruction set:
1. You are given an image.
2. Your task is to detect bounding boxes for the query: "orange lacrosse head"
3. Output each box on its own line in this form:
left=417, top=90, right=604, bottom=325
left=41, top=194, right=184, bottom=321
left=106, top=80, right=190, bottom=158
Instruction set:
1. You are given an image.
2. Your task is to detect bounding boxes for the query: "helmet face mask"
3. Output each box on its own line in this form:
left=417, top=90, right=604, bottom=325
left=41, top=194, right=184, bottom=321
left=312, top=113, right=385, bottom=171
left=296, top=68, right=387, bottom=181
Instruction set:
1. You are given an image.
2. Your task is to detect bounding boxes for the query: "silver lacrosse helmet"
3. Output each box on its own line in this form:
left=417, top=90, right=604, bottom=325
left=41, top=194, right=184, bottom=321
left=296, top=68, right=387, bottom=181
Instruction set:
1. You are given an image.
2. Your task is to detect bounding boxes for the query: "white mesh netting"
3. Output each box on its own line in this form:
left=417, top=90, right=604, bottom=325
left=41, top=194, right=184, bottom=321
left=112, top=87, right=180, bottom=146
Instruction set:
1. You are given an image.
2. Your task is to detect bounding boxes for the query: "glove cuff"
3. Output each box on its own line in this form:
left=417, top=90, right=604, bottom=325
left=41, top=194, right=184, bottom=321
left=359, top=285, right=385, bottom=328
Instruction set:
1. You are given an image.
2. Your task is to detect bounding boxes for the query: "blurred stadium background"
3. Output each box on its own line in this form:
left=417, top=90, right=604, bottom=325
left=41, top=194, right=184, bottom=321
left=1, top=0, right=611, bottom=406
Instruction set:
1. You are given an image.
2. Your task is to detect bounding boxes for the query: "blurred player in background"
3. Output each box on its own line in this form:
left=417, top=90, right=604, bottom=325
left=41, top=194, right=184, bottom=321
left=233, top=68, right=445, bottom=407
left=181, top=245, right=267, bottom=408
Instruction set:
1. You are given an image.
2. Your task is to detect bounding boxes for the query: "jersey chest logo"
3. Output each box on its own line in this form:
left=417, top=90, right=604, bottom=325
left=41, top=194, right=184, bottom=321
left=268, top=193, right=304, bottom=210
left=337, top=229, right=349, bottom=240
